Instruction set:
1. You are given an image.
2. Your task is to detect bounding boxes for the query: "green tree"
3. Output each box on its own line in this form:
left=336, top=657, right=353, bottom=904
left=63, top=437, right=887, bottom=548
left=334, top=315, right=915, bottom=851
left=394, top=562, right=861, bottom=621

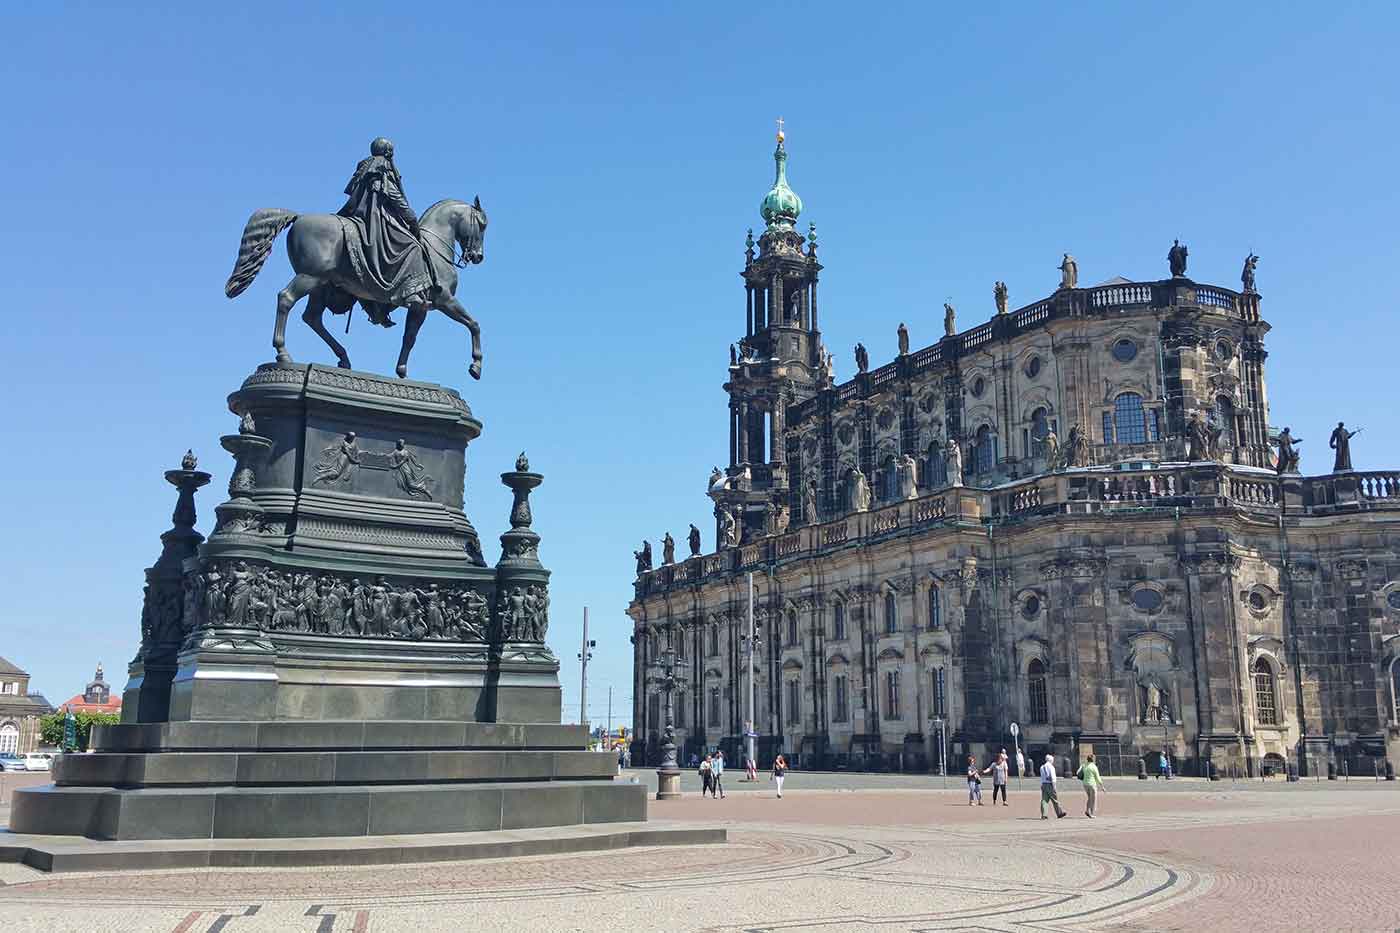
left=39, top=711, right=120, bottom=751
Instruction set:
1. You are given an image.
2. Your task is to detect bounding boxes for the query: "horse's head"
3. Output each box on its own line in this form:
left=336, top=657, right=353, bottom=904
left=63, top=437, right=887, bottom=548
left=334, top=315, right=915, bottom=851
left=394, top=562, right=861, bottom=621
left=457, top=195, right=487, bottom=265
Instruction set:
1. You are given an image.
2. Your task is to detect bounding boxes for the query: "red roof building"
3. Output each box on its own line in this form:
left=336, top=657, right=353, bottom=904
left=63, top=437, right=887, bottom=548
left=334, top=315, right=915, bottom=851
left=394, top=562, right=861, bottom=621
left=59, top=663, right=122, bottom=716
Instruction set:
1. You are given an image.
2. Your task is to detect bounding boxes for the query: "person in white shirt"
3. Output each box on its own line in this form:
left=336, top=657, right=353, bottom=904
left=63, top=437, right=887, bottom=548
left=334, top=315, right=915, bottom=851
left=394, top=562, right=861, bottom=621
left=1039, top=754, right=1067, bottom=820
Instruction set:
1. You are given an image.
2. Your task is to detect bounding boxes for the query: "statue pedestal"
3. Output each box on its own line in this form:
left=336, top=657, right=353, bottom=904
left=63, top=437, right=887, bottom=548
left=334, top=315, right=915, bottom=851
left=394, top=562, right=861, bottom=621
left=656, top=767, right=682, bottom=800
left=16, top=363, right=643, bottom=841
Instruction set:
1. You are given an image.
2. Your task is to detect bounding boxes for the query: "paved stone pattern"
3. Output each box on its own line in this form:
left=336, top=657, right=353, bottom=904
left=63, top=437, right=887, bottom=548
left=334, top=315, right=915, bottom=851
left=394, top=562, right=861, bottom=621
left=2, top=778, right=1399, bottom=931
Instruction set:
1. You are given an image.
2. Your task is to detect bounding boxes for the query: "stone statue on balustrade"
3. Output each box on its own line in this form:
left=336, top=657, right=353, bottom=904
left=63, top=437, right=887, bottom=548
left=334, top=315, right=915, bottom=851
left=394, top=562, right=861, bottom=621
left=1330, top=422, right=1361, bottom=473
left=1063, top=424, right=1093, bottom=468
left=1058, top=253, right=1078, bottom=290
left=803, top=479, right=820, bottom=525
left=634, top=540, right=652, bottom=575
left=945, top=436, right=964, bottom=487
left=854, top=343, right=869, bottom=374
left=718, top=508, right=738, bottom=548
left=1167, top=239, right=1189, bottom=278
left=1186, top=412, right=1222, bottom=462
left=846, top=468, right=872, bottom=513
left=943, top=303, right=956, bottom=337
left=687, top=523, right=701, bottom=557
left=1273, top=427, right=1302, bottom=475
left=1241, top=253, right=1259, bottom=294
left=994, top=281, right=1008, bottom=315
left=661, top=533, right=675, bottom=566
left=897, top=322, right=909, bottom=356
left=898, top=453, right=919, bottom=500
left=822, top=348, right=835, bottom=383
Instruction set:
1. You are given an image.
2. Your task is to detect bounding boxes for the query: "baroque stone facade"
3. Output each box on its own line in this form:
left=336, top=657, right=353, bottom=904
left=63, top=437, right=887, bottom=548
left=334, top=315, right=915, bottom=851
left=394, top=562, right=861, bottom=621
left=628, top=133, right=1400, bottom=778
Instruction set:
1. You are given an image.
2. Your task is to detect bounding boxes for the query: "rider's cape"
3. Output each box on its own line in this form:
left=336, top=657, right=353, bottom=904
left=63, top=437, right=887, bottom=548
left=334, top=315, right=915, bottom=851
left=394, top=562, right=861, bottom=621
left=335, top=156, right=433, bottom=308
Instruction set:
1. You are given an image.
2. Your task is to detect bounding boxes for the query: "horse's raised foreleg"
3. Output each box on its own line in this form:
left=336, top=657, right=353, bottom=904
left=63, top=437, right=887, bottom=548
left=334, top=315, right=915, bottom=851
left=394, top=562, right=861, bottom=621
left=436, top=295, right=483, bottom=380
left=273, top=273, right=319, bottom=363
left=396, top=302, right=429, bottom=379
left=301, top=286, right=352, bottom=369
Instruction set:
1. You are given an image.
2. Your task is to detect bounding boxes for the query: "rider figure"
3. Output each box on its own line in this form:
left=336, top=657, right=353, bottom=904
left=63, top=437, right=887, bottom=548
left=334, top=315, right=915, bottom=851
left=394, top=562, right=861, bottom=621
left=337, top=137, right=436, bottom=327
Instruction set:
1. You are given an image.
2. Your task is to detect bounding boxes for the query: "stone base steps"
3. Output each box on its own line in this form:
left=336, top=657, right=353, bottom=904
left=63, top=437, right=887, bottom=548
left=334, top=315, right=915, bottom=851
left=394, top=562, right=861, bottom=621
left=11, top=779, right=646, bottom=841
left=0, top=820, right=723, bottom=873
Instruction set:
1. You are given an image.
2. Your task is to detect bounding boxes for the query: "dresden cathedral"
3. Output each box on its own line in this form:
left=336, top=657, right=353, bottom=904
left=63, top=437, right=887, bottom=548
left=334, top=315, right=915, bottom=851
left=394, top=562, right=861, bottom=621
left=628, top=129, right=1400, bottom=779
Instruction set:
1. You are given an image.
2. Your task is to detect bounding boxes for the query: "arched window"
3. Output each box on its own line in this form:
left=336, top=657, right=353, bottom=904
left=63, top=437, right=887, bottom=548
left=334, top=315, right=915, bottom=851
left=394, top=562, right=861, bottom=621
left=925, top=441, right=944, bottom=489
left=0, top=722, right=17, bottom=755
left=787, top=610, right=798, bottom=647
left=880, top=454, right=899, bottom=500
left=884, top=592, right=898, bottom=634
left=1027, top=658, right=1049, bottom=724
left=928, top=585, right=941, bottom=630
left=1029, top=407, right=1050, bottom=459
left=833, top=602, right=846, bottom=640
left=1213, top=395, right=1236, bottom=450
left=1112, top=393, right=1148, bottom=445
left=1253, top=657, right=1278, bottom=726
left=973, top=425, right=996, bottom=474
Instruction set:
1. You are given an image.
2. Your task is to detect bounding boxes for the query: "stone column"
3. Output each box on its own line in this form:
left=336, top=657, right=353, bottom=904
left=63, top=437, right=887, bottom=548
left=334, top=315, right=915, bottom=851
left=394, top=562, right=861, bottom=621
left=738, top=400, right=751, bottom=463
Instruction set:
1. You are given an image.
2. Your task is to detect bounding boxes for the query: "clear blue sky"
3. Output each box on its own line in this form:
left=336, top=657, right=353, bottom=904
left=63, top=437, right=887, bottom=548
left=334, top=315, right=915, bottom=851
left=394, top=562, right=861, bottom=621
left=4, top=3, right=1397, bottom=720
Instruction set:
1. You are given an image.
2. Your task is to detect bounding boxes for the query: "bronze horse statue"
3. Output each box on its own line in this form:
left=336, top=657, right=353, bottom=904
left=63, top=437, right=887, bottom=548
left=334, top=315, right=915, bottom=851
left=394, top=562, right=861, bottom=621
left=224, top=197, right=488, bottom=379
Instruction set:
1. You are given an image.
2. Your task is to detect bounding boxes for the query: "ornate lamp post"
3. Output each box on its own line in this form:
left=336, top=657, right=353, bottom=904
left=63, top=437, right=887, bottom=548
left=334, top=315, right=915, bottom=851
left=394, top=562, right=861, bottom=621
left=647, top=646, right=688, bottom=800
left=741, top=573, right=762, bottom=772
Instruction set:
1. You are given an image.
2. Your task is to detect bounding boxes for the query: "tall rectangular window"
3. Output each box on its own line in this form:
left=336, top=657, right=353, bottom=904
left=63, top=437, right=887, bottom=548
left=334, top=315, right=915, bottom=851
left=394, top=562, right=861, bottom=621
left=708, top=687, right=721, bottom=726
left=787, top=612, right=798, bottom=647
left=884, top=670, right=901, bottom=720
left=928, top=587, right=941, bottom=630
left=786, top=680, right=800, bottom=725
left=1027, top=659, right=1049, bottom=725
left=707, top=625, right=719, bottom=656
left=884, top=592, right=898, bottom=634
left=1254, top=659, right=1277, bottom=726
left=833, top=603, right=846, bottom=640
left=834, top=675, right=849, bottom=722
left=1101, top=411, right=1114, bottom=445
left=932, top=667, right=946, bottom=717
left=648, top=694, right=661, bottom=730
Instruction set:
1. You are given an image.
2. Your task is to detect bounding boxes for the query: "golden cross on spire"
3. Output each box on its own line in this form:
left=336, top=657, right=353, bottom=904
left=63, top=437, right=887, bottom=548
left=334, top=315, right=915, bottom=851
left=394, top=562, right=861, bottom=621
left=776, top=116, right=785, bottom=143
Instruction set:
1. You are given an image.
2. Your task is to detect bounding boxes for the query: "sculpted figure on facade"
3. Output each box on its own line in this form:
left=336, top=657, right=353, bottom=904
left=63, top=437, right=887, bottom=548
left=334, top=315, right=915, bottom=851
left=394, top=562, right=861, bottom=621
left=897, top=322, right=909, bottom=356
left=994, top=280, right=1008, bottom=315
left=1186, top=412, right=1220, bottom=461
left=661, top=532, right=676, bottom=566
left=719, top=508, right=738, bottom=547
left=898, top=453, right=919, bottom=499
left=1167, top=239, right=1189, bottom=278
left=687, top=523, right=702, bottom=557
left=1063, top=424, right=1093, bottom=468
left=847, top=468, right=872, bottom=512
left=1241, top=253, right=1259, bottom=293
left=634, top=540, right=653, bottom=575
left=854, top=342, right=869, bottom=374
left=1037, top=427, right=1060, bottom=470
left=1274, top=426, right=1302, bottom=475
left=945, top=436, right=964, bottom=486
left=388, top=440, right=433, bottom=499
left=1058, top=253, right=1078, bottom=289
left=803, top=479, right=820, bottom=524
left=1330, top=421, right=1360, bottom=472
left=313, top=432, right=361, bottom=486
left=943, top=303, right=956, bottom=337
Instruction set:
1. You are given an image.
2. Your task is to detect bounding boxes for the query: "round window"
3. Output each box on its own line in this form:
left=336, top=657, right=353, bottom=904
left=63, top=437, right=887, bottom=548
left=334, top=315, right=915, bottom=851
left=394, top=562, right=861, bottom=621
left=1022, top=595, right=1041, bottom=619
left=1248, top=591, right=1268, bottom=612
left=1386, top=591, right=1400, bottom=611
left=1132, top=588, right=1164, bottom=612
left=1215, top=340, right=1233, bottom=361
left=971, top=376, right=986, bottom=398
left=1112, top=339, right=1138, bottom=363
left=1025, top=356, right=1042, bottom=379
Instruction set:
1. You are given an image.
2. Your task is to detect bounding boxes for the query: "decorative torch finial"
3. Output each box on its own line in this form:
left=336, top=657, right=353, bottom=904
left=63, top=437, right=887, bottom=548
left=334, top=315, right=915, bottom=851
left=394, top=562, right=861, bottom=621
left=776, top=115, right=785, bottom=144
left=182, top=449, right=198, bottom=470
left=516, top=450, right=530, bottom=472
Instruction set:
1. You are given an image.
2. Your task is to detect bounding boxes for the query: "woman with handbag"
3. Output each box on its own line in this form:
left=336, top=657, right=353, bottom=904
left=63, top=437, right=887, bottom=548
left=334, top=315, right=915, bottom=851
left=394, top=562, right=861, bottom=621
left=772, top=754, right=788, bottom=798
left=966, top=755, right=984, bottom=806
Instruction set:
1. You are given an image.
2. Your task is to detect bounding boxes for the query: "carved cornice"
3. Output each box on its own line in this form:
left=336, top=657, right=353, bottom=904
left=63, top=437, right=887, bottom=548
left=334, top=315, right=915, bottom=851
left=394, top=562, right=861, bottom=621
left=1180, top=551, right=1242, bottom=575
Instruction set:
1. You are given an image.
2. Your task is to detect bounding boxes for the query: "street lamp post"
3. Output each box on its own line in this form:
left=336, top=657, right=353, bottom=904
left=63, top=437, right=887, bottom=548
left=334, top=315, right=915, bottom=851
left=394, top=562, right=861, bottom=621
left=647, top=646, right=688, bottom=800
left=932, top=716, right=946, bottom=788
left=741, top=572, right=762, bottom=773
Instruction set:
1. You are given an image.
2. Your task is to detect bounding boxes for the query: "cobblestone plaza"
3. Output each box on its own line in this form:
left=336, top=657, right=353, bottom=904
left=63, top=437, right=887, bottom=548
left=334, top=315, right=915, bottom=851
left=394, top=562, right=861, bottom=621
left=2, top=772, right=1398, bottom=931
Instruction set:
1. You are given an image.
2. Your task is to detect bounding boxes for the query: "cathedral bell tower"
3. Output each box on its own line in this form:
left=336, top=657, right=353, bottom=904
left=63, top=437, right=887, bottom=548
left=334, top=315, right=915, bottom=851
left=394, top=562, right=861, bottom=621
left=713, top=123, right=827, bottom=545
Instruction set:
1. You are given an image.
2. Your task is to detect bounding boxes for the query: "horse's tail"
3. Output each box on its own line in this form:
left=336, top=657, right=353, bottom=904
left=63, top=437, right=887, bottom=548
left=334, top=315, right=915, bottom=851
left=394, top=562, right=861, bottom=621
left=224, top=208, right=298, bottom=298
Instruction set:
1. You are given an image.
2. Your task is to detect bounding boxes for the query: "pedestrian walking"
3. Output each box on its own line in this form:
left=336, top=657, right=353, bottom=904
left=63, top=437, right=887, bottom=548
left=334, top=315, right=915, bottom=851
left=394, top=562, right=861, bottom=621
left=712, top=749, right=726, bottom=798
left=966, top=755, right=984, bottom=805
left=623, top=746, right=631, bottom=769
left=772, top=754, right=787, bottom=798
left=1076, top=753, right=1105, bottom=818
left=1158, top=750, right=1170, bottom=780
left=616, top=745, right=625, bottom=774
left=1039, top=753, right=1067, bottom=819
left=698, top=754, right=715, bottom=798
left=1015, top=748, right=1025, bottom=779
left=982, top=749, right=1010, bottom=806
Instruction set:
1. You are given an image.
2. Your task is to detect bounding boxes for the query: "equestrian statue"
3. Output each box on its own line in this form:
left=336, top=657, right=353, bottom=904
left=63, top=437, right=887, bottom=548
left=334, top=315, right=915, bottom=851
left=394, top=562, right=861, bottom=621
left=224, top=137, right=488, bottom=380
